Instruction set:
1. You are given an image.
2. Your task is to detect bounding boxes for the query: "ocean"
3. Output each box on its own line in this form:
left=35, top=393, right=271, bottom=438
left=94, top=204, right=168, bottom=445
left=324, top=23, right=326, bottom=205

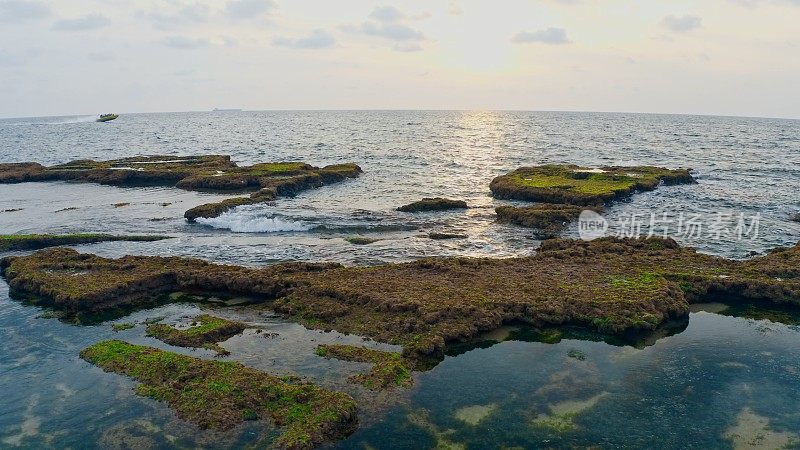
left=1, top=110, right=799, bottom=448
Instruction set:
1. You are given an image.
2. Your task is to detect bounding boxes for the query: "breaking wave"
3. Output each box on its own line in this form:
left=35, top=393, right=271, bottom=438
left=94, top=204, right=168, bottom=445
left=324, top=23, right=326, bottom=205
left=195, top=212, right=313, bottom=233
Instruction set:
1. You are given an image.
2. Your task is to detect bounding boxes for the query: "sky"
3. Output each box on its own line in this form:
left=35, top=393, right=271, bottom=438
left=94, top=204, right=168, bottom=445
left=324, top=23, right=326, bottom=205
left=0, top=0, right=798, bottom=119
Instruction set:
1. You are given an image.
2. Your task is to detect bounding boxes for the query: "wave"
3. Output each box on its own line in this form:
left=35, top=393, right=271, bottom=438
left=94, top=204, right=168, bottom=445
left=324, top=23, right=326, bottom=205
left=311, top=224, right=419, bottom=233
left=195, top=212, right=313, bottom=233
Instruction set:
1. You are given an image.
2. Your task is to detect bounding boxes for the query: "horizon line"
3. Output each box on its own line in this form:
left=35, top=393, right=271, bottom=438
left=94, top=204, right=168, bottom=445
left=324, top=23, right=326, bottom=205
left=1, top=108, right=798, bottom=122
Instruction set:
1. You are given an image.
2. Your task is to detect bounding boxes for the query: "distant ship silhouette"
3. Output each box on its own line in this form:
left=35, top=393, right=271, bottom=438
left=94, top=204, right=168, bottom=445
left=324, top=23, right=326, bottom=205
left=212, top=108, right=242, bottom=112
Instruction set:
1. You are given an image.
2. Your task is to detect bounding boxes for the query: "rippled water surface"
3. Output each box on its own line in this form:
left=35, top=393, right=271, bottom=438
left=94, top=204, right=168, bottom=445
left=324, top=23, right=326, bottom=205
left=1, top=111, right=800, bottom=448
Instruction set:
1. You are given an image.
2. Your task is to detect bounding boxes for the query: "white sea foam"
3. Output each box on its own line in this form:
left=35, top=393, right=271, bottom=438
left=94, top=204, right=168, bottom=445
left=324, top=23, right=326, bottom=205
left=196, top=212, right=313, bottom=233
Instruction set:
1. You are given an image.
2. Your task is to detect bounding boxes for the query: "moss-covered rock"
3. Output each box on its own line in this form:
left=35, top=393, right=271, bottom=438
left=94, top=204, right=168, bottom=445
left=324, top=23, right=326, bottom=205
left=185, top=163, right=362, bottom=221
left=183, top=197, right=258, bottom=222
left=111, top=323, right=135, bottom=332
left=0, top=247, right=334, bottom=322
left=316, top=344, right=412, bottom=390
left=0, top=233, right=171, bottom=252
left=145, top=314, right=246, bottom=355
left=495, top=204, right=602, bottom=238
left=80, top=340, right=357, bottom=449
left=0, top=156, right=362, bottom=222
left=5, top=238, right=800, bottom=359
left=490, top=165, right=694, bottom=205
left=344, top=237, right=381, bottom=245
left=397, top=198, right=468, bottom=213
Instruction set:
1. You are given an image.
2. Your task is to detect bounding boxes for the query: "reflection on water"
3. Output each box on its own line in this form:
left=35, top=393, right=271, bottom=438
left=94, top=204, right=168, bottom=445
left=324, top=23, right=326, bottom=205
left=3, top=282, right=800, bottom=449
left=337, top=309, right=800, bottom=449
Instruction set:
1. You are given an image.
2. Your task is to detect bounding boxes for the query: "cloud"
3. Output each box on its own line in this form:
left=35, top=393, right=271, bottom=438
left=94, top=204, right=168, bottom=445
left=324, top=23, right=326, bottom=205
left=343, top=6, right=426, bottom=47
left=369, top=6, right=405, bottom=22
left=52, top=14, right=110, bottom=31
left=161, top=36, right=209, bottom=49
left=660, top=15, right=702, bottom=33
left=138, top=3, right=210, bottom=30
left=0, top=0, right=49, bottom=23
left=359, top=22, right=424, bottom=41
left=226, top=0, right=276, bottom=20
left=512, top=27, right=571, bottom=45
left=273, top=29, right=336, bottom=49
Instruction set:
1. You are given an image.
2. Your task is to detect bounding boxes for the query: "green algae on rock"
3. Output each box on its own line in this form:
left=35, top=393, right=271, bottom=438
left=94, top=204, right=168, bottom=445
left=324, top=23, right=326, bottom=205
left=0, top=247, right=335, bottom=322
left=722, top=407, right=799, bottom=450
left=531, top=392, right=609, bottom=433
left=495, top=204, right=601, bottom=238
left=454, top=404, right=497, bottom=426
left=397, top=198, right=468, bottom=213
left=344, top=236, right=381, bottom=245
left=184, top=163, right=362, bottom=221
left=4, top=237, right=800, bottom=359
left=0, top=233, right=171, bottom=252
left=145, top=314, right=247, bottom=355
left=0, top=155, right=282, bottom=186
left=80, top=340, right=357, bottom=449
left=0, top=155, right=361, bottom=222
left=316, top=344, right=413, bottom=390
left=407, top=409, right=467, bottom=450
left=112, top=323, right=135, bottom=332
left=490, top=165, right=694, bottom=205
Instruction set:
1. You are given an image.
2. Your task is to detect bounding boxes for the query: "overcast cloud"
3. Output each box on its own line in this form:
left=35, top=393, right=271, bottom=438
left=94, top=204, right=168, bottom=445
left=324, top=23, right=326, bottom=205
left=0, top=0, right=798, bottom=119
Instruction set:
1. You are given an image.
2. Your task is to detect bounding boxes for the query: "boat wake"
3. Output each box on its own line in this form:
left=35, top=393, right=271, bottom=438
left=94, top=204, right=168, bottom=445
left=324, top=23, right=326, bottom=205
left=4, top=115, right=98, bottom=126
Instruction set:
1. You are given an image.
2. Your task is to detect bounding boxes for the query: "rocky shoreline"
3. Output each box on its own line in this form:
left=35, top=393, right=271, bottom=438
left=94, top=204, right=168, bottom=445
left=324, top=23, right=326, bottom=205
left=3, top=156, right=797, bottom=449
left=0, top=233, right=171, bottom=251
left=3, top=237, right=798, bottom=359
left=0, top=155, right=362, bottom=221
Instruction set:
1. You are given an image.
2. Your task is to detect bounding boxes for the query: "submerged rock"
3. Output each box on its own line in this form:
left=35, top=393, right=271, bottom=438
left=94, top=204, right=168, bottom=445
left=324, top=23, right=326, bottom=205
left=316, top=344, right=412, bottom=390
left=453, top=404, right=497, bottom=426
left=722, top=407, right=798, bottom=450
left=531, top=392, right=609, bottom=433
left=0, top=233, right=171, bottom=252
left=4, top=237, right=800, bottom=359
left=344, top=236, right=381, bottom=245
left=112, top=323, right=135, bottom=332
left=490, top=164, right=694, bottom=205
left=495, top=204, right=601, bottom=238
left=0, top=156, right=362, bottom=222
left=406, top=409, right=466, bottom=450
left=145, top=314, right=247, bottom=355
left=428, top=233, right=467, bottom=240
left=397, top=198, right=468, bottom=213
left=80, top=340, right=357, bottom=449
